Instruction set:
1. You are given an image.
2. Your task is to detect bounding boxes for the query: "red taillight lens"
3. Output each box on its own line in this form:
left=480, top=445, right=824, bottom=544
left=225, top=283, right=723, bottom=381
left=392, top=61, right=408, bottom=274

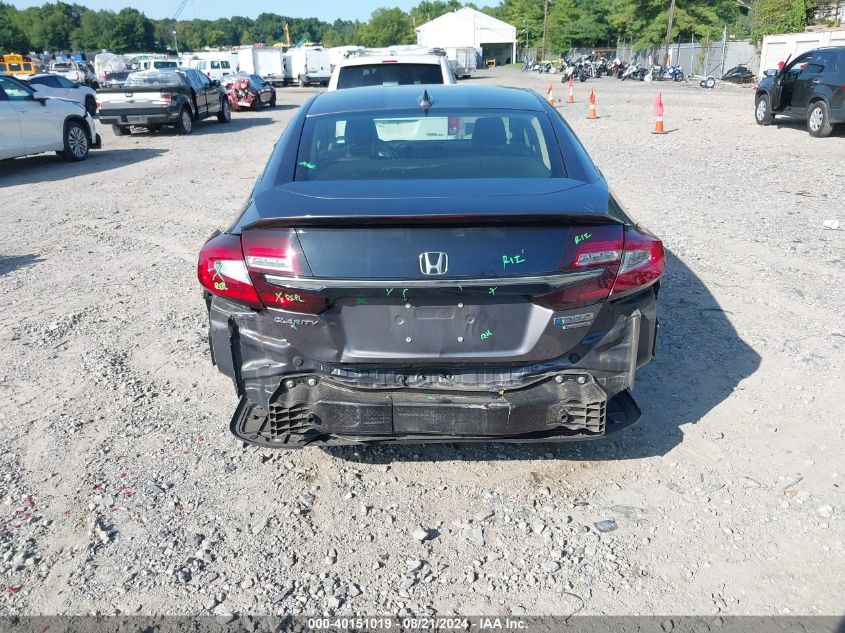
left=448, top=116, right=459, bottom=135
left=610, top=227, right=666, bottom=298
left=160, top=92, right=172, bottom=103
left=241, top=229, right=328, bottom=314
left=197, top=232, right=263, bottom=308
left=536, top=225, right=623, bottom=310
left=535, top=267, right=619, bottom=310
left=535, top=225, right=664, bottom=310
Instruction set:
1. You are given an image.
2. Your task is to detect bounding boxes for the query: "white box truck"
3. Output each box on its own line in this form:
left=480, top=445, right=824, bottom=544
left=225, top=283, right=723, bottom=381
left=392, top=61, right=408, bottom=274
left=284, top=45, right=332, bottom=86
left=238, top=47, right=285, bottom=85
left=446, top=47, right=476, bottom=79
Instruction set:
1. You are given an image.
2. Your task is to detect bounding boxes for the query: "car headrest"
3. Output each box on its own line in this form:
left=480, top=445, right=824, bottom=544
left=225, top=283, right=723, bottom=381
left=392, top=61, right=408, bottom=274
left=472, top=117, right=507, bottom=146
left=344, top=118, right=379, bottom=145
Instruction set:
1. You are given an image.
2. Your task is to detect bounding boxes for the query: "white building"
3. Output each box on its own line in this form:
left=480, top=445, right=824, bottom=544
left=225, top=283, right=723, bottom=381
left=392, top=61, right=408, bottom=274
left=415, top=7, right=517, bottom=67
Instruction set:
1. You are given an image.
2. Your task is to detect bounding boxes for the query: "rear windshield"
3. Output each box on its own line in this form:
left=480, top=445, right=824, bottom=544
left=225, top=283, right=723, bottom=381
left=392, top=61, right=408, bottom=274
left=9, top=63, right=21, bottom=72
left=338, top=63, right=443, bottom=89
left=295, top=109, right=562, bottom=181
left=153, top=61, right=178, bottom=69
left=125, top=71, right=183, bottom=87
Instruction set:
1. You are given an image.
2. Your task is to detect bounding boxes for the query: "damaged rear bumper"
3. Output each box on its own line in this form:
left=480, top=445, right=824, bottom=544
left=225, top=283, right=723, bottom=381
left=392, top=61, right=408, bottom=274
left=230, top=374, right=641, bottom=448
left=207, top=287, right=657, bottom=448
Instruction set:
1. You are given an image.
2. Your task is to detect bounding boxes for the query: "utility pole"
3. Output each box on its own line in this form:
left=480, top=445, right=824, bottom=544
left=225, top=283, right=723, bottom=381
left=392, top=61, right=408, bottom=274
left=663, top=0, right=676, bottom=67
left=542, top=0, right=549, bottom=60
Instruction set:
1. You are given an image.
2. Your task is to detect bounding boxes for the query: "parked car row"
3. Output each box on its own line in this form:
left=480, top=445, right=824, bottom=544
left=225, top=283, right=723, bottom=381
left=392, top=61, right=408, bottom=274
left=0, top=74, right=100, bottom=163
left=24, top=74, right=97, bottom=115
left=97, top=68, right=232, bottom=135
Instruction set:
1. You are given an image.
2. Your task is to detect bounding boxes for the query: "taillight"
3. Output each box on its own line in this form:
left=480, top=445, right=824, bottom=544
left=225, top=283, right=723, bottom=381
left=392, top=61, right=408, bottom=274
left=535, top=225, right=664, bottom=310
left=609, top=227, right=665, bottom=298
left=241, top=229, right=328, bottom=314
left=197, top=232, right=262, bottom=308
left=447, top=115, right=459, bottom=135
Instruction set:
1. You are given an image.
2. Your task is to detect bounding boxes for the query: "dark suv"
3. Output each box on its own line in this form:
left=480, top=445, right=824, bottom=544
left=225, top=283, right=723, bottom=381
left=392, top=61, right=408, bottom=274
left=755, top=46, right=845, bottom=137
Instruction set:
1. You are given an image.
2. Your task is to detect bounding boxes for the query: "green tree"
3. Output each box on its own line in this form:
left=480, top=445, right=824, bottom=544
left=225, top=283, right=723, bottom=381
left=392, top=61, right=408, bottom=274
left=410, top=0, right=462, bottom=26
left=206, top=28, right=226, bottom=47
left=359, top=7, right=415, bottom=47
left=749, top=0, right=814, bottom=45
left=0, top=2, right=30, bottom=52
left=607, top=0, right=739, bottom=49
left=500, top=0, right=545, bottom=49
left=111, top=8, right=154, bottom=52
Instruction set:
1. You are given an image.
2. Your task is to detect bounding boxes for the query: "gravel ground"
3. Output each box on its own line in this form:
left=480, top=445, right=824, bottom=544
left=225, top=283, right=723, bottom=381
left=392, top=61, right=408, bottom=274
left=0, top=68, right=842, bottom=617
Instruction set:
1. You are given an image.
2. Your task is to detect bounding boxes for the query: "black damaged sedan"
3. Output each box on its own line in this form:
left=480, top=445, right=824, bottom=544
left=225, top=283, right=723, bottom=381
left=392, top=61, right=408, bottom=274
left=197, top=85, right=666, bottom=448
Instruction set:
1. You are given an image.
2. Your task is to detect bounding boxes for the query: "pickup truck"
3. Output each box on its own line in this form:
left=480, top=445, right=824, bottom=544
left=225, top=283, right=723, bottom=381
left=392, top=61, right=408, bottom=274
left=97, top=68, right=230, bottom=136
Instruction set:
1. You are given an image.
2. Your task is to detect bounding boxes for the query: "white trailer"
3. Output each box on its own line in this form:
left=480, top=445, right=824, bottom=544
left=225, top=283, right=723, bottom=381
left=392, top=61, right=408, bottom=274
left=237, top=47, right=285, bottom=85
left=284, top=45, right=332, bottom=87
left=760, top=29, right=845, bottom=78
left=445, top=46, right=476, bottom=78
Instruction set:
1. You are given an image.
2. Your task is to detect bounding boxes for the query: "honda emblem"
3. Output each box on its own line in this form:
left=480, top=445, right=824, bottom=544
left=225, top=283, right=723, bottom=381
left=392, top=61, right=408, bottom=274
left=419, top=252, right=448, bottom=275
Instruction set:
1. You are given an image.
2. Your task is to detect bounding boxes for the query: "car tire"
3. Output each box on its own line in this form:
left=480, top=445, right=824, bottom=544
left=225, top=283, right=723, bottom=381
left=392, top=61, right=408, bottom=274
left=298, top=76, right=306, bottom=88
left=704, top=76, right=716, bottom=89
left=84, top=96, right=97, bottom=116
left=754, top=93, right=774, bottom=126
left=807, top=101, right=833, bottom=138
left=176, top=106, right=194, bottom=135
left=61, top=121, right=90, bottom=162
left=112, top=124, right=130, bottom=136
left=251, top=95, right=260, bottom=111
left=269, top=92, right=276, bottom=107
left=217, top=98, right=231, bottom=123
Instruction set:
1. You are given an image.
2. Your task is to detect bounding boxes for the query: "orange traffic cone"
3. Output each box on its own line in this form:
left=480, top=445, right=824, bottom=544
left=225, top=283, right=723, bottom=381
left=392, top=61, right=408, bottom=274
left=566, top=76, right=575, bottom=103
left=652, top=92, right=666, bottom=134
left=587, top=90, right=597, bottom=119
left=546, top=82, right=555, bottom=106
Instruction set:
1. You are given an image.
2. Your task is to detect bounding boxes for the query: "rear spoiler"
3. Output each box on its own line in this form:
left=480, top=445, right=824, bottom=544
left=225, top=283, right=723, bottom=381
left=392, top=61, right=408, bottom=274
left=241, top=213, right=626, bottom=231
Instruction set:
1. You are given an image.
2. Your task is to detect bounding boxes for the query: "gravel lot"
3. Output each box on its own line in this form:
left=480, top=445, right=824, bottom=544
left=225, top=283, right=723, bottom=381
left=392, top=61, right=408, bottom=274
left=0, top=68, right=842, bottom=617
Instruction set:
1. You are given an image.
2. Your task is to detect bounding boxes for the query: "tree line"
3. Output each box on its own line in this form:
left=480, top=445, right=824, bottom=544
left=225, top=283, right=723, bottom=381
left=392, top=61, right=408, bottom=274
left=0, top=0, right=838, bottom=57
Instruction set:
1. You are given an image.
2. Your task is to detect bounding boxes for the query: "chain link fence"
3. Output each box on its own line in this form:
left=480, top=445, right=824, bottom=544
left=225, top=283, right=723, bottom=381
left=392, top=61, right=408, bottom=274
left=616, top=37, right=759, bottom=78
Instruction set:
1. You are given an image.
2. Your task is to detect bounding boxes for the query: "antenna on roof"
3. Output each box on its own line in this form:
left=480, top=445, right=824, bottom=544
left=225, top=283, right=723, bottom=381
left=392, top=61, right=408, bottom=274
left=419, top=89, right=431, bottom=115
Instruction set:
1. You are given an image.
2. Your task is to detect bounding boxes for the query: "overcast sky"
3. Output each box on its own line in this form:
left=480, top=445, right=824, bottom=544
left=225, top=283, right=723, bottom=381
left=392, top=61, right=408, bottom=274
left=7, top=0, right=420, bottom=22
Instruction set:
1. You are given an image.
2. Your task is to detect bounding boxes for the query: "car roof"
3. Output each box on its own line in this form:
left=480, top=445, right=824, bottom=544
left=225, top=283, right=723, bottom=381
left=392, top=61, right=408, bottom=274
left=308, top=84, right=545, bottom=115
left=338, top=54, right=446, bottom=67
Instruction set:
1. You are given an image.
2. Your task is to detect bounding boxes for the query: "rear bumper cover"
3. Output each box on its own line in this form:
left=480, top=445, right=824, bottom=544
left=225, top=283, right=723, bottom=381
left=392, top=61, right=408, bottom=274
left=207, top=287, right=658, bottom=447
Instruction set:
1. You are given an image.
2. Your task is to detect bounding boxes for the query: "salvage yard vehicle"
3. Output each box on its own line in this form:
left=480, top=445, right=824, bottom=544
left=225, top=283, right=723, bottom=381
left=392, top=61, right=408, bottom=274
left=191, top=58, right=234, bottom=82
left=0, top=74, right=101, bottom=162
left=237, top=47, right=286, bottom=86
left=0, top=54, right=41, bottom=77
left=327, top=51, right=456, bottom=91
left=25, top=74, right=97, bottom=115
left=224, top=73, right=277, bottom=110
left=284, top=45, right=332, bottom=87
left=754, top=46, right=845, bottom=137
left=97, top=68, right=230, bottom=136
left=49, top=60, right=97, bottom=88
left=197, top=85, right=666, bottom=448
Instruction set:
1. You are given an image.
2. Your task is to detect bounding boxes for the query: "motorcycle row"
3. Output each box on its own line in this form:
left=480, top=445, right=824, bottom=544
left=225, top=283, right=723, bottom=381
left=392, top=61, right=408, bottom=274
left=522, top=56, right=685, bottom=83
